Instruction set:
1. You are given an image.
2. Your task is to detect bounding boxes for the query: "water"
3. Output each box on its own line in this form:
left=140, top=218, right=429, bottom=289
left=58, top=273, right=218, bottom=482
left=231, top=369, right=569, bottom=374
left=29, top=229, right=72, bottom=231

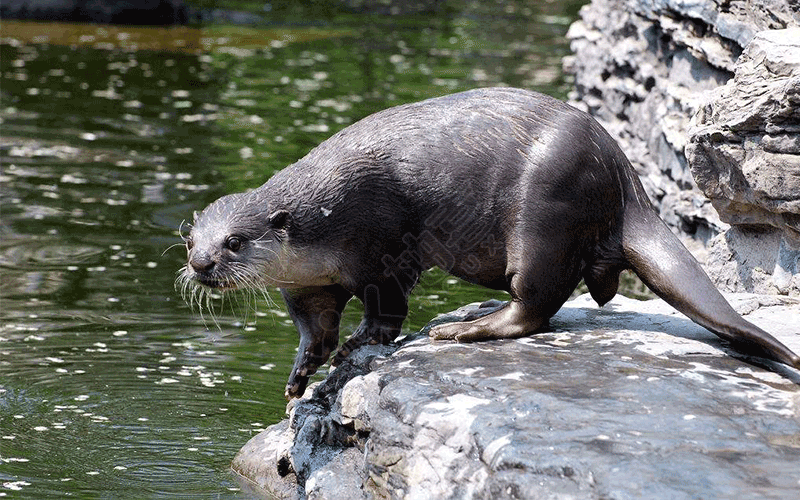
left=0, top=2, right=583, bottom=497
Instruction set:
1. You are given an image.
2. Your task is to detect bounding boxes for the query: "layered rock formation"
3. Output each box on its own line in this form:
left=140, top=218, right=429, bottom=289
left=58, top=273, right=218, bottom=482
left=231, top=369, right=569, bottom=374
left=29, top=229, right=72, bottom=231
left=686, top=28, right=800, bottom=294
left=565, top=0, right=800, bottom=295
left=232, top=297, right=800, bottom=500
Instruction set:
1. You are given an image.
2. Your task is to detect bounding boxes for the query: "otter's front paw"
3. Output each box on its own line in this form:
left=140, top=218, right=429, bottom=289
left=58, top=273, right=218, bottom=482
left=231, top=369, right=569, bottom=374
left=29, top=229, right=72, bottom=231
left=284, top=363, right=319, bottom=400
left=284, top=378, right=308, bottom=400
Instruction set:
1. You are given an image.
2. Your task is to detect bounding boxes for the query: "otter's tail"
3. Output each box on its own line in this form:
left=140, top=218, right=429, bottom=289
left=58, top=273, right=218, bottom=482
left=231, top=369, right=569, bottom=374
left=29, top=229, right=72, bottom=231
left=622, top=205, right=800, bottom=369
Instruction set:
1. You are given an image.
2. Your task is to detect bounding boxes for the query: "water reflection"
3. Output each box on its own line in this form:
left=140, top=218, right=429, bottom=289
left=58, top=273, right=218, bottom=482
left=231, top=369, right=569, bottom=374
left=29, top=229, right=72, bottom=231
left=1, top=2, right=580, bottom=498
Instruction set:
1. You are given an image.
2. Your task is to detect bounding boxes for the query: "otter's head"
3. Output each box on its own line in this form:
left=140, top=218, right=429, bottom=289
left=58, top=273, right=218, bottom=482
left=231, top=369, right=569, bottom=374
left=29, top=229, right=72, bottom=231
left=176, top=191, right=291, bottom=307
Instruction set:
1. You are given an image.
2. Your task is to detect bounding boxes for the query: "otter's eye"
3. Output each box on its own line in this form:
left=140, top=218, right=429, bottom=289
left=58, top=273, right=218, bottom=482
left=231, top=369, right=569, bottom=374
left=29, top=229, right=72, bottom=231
left=186, top=238, right=193, bottom=251
left=226, top=236, right=241, bottom=252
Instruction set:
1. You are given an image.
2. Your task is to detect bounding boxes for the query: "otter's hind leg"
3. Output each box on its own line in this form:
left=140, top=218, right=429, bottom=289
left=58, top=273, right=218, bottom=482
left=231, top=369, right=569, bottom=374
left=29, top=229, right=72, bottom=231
left=430, top=298, right=545, bottom=342
left=429, top=272, right=574, bottom=342
left=430, top=237, right=581, bottom=342
left=282, top=285, right=352, bottom=399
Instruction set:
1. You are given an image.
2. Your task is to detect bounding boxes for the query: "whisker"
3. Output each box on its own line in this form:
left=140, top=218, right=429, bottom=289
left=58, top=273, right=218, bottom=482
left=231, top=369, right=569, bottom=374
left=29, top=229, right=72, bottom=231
left=162, top=242, right=185, bottom=257
left=203, top=288, right=222, bottom=332
left=254, top=227, right=273, bottom=242
left=175, top=251, right=289, bottom=333
left=178, top=219, right=192, bottom=241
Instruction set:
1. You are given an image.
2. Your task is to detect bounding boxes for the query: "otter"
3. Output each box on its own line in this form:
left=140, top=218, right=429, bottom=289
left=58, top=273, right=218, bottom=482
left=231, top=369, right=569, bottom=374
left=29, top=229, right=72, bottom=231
left=178, top=87, right=800, bottom=399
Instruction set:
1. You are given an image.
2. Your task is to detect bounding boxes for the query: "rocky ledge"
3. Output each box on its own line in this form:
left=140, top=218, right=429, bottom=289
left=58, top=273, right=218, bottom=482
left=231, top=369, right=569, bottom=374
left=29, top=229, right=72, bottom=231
left=231, top=294, right=800, bottom=500
left=565, top=1, right=800, bottom=295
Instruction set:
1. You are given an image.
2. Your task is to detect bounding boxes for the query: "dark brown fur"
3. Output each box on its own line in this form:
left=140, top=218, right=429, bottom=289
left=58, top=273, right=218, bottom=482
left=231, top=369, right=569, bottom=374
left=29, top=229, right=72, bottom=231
left=181, top=88, right=800, bottom=399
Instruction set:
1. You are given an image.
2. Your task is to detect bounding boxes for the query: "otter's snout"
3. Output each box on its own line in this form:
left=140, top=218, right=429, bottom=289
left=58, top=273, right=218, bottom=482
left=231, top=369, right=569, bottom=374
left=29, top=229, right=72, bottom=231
left=189, top=254, right=215, bottom=273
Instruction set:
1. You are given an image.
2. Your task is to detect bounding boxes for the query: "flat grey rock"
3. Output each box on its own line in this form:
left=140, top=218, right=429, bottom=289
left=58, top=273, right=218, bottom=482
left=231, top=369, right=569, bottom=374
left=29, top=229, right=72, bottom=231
left=232, top=293, right=800, bottom=499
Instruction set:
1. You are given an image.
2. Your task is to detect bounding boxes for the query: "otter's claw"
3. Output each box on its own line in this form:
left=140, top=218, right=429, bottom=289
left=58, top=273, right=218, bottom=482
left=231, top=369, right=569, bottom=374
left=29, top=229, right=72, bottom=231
left=285, top=369, right=311, bottom=400
left=285, top=357, right=323, bottom=399
left=284, top=380, right=307, bottom=400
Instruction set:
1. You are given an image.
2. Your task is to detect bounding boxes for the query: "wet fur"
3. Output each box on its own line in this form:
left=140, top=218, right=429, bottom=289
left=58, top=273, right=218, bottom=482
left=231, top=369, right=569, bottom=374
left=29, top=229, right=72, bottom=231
left=181, top=87, right=800, bottom=399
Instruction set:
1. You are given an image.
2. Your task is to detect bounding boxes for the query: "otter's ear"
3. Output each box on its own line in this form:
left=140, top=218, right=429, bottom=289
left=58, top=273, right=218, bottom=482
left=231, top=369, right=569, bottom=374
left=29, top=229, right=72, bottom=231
left=193, top=210, right=199, bottom=222
left=268, top=210, right=290, bottom=230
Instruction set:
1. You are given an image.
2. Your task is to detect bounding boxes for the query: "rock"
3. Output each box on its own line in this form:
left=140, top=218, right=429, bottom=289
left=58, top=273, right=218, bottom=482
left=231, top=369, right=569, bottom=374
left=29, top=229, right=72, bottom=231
left=565, top=0, right=800, bottom=295
left=233, top=420, right=299, bottom=499
left=687, top=29, right=800, bottom=228
left=232, top=297, right=800, bottom=499
left=704, top=226, right=800, bottom=296
left=686, top=28, right=800, bottom=295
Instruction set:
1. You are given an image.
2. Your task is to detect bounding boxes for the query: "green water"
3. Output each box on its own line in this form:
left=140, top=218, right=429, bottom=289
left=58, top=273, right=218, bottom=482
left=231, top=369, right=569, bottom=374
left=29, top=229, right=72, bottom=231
left=1, top=2, right=585, bottom=497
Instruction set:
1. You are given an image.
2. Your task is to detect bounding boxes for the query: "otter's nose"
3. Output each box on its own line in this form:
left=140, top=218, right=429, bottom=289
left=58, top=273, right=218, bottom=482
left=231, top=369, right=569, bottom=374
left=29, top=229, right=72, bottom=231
left=190, top=255, right=215, bottom=273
